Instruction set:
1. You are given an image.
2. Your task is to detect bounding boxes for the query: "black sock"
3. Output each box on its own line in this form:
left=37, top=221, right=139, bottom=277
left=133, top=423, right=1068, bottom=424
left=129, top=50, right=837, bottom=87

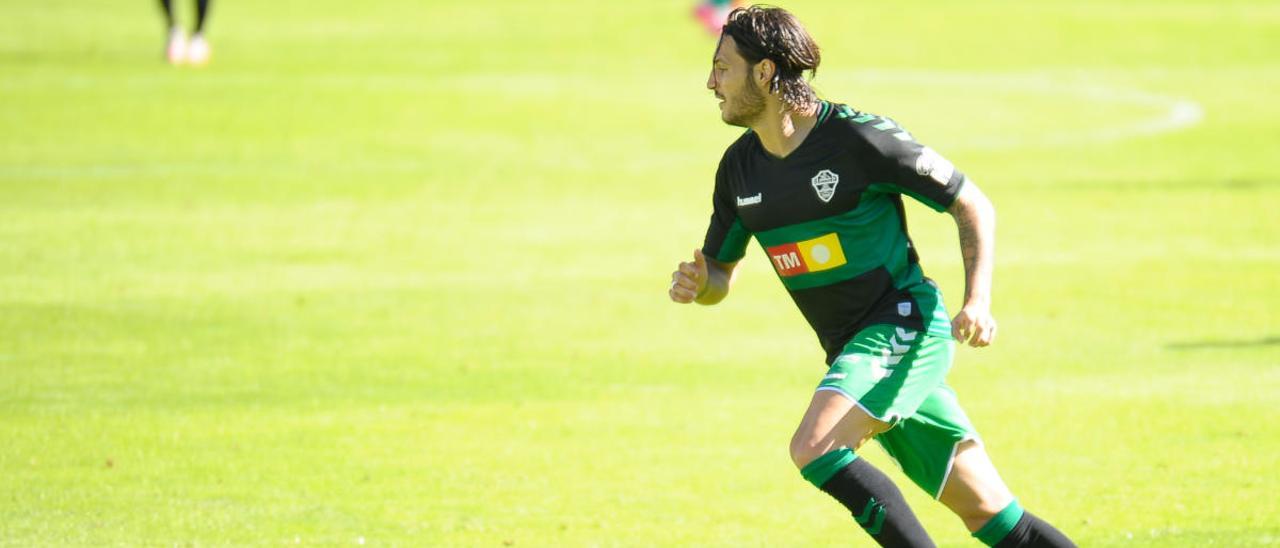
left=194, top=0, right=211, bottom=34
left=801, top=448, right=936, bottom=547
left=974, top=499, right=1075, bottom=548
left=994, top=511, right=1075, bottom=548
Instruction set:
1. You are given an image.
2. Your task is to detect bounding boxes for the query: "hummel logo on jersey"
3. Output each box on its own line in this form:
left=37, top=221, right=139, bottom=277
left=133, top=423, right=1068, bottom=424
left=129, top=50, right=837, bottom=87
left=765, top=233, right=846, bottom=277
left=736, top=193, right=762, bottom=207
left=810, top=169, right=839, bottom=202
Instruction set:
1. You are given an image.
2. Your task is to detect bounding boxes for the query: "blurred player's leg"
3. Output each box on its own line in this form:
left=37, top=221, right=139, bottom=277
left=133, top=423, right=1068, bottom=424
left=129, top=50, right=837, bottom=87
left=194, top=0, right=211, bottom=33
left=186, top=0, right=213, bottom=65
left=159, top=0, right=186, bottom=64
left=159, top=0, right=175, bottom=27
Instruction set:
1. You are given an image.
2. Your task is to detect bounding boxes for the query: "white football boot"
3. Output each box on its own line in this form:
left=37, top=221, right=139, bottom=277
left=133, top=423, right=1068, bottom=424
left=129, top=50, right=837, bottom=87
left=165, top=27, right=187, bottom=64
left=186, top=33, right=211, bottom=66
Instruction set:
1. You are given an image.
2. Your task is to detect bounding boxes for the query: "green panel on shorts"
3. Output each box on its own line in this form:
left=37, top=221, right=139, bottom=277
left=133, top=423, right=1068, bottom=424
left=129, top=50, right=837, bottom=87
left=817, top=324, right=953, bottom=422
left=875, top=384, right=978, bottom=497
left=815, top=324, right=978, bottom=497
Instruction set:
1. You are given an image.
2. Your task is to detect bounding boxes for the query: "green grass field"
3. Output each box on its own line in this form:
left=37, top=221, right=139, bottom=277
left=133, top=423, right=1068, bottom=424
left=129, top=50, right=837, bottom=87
left=3, top=0, right=1278, bottom=545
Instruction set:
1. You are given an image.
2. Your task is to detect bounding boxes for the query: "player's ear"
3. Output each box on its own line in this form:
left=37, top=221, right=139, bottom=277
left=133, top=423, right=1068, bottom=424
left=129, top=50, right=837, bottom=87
left=755, top=59, right=775, bottom=88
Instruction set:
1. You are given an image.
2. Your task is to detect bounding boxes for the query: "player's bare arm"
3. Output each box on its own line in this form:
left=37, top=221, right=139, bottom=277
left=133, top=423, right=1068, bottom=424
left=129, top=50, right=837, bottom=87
left=668, top=249, right=737, bottom=305
left=947, top=181, right=998, bottom=347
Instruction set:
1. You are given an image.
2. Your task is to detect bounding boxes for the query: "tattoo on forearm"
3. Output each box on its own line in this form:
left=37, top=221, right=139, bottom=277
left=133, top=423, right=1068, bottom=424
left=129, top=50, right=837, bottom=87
left=953, top=203, right=993, bottom=303
left=956, top=210, right=980, bottom=273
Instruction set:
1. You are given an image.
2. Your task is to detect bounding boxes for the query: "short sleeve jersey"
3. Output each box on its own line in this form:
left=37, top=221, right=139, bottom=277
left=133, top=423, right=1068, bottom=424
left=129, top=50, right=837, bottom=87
left=702, top=101, right=965, bottom=364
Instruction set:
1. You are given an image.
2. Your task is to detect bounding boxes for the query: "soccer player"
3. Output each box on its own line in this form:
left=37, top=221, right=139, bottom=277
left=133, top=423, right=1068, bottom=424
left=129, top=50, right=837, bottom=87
left=667, top=6, right=1075, bottom=547
left=159, top=0, right=214, bottom=65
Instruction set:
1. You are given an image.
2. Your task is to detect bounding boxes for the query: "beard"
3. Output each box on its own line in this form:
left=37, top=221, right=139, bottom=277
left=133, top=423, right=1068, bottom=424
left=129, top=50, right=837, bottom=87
left=722, top=76, right=767, bottom=128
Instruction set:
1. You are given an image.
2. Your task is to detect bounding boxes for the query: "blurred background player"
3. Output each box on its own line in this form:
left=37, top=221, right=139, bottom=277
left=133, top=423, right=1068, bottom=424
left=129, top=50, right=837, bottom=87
left=693, top=0, right=746, bottom=35
left=160, top=0, right=214, bottom=65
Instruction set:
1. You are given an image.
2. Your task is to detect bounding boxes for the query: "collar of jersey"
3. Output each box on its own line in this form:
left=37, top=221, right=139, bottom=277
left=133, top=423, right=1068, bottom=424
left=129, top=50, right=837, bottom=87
left=755, top=100, right=833, bottom=163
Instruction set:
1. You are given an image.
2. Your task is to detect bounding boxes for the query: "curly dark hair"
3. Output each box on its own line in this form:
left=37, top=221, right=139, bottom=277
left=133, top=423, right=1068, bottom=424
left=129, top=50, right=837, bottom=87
left=721, top=5, right=821, bottom=112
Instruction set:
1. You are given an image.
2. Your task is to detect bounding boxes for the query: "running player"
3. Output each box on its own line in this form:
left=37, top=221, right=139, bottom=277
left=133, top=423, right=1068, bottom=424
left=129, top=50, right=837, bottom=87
left=667, top=6, right=1075, bottom=547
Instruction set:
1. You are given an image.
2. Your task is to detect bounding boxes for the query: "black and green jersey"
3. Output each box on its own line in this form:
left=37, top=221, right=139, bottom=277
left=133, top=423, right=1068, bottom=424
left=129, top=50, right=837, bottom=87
left=702, top=101, right=965, bottom=364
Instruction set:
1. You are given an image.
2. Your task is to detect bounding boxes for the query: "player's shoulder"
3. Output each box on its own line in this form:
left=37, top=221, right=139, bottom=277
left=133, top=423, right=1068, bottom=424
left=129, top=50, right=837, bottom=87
left=822, top=101, right=919, bottom=155
left=720, top=128, right=758, bottom=164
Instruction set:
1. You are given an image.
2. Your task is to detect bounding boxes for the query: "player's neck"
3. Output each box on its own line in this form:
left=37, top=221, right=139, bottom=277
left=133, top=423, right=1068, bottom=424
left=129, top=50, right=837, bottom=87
left=753, top=101, right=819, bottom=160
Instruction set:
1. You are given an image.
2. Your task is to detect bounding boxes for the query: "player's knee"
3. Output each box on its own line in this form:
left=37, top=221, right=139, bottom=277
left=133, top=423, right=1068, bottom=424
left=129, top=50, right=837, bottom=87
left=788, top=432, right=871, bottom=469
left=788, top=434, right=828, bottom=469
left=789, top=426, right=885, bottom=469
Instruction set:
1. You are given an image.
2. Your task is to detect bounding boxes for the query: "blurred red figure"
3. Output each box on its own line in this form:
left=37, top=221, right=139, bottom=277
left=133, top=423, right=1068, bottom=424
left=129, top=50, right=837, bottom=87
left=159, top=0, right=214, bottom=65
left=693, top=0, right=746, bottom=35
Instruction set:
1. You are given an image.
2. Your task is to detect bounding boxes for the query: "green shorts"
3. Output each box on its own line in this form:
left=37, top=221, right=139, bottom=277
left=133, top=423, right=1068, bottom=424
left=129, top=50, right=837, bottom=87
left=817, top=324, right=979, bottom=498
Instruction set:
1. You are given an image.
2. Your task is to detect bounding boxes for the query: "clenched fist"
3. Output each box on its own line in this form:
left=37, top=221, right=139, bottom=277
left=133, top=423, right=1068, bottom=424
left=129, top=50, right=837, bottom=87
left=669, top=249, right=708, bottom=303
left=952, top=304, right=997, bottom=347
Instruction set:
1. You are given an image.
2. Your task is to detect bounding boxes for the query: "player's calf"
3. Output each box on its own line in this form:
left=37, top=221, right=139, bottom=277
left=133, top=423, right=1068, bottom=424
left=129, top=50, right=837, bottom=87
left=801, top=448, right=936, bottom=547
left=792, top=391, right=934, bottom=547
left=938, top=440, right=1016, bottom=531
left=939, top=442, right=1075, bottom=547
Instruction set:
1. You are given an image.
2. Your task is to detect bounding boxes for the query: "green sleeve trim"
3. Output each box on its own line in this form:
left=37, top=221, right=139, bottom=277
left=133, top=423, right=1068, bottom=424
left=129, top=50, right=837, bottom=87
left=800, top=447, right=858, bottom=488
left=867, top=182, right=949, bottom=212
left=713, top=217, right=751, bottom=262
left=973, top=498, right=1024, bottom=546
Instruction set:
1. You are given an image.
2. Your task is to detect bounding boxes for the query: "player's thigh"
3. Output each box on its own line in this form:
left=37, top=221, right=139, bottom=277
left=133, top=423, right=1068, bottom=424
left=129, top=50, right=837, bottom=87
left=790, top=389, right=889, bottom=468
left=938, top=440, right=1015, bottom=532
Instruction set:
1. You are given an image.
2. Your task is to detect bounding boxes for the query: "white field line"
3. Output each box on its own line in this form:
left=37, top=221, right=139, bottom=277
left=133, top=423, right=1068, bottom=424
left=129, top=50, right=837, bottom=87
left=819, top=69, right=1205, bottom=149
left=437, top=69, right=1206, bottom=149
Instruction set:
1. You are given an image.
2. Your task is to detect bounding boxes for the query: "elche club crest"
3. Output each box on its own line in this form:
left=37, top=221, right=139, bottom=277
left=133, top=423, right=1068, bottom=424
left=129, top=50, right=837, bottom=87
left=811, top=169, right=839, bottom=203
